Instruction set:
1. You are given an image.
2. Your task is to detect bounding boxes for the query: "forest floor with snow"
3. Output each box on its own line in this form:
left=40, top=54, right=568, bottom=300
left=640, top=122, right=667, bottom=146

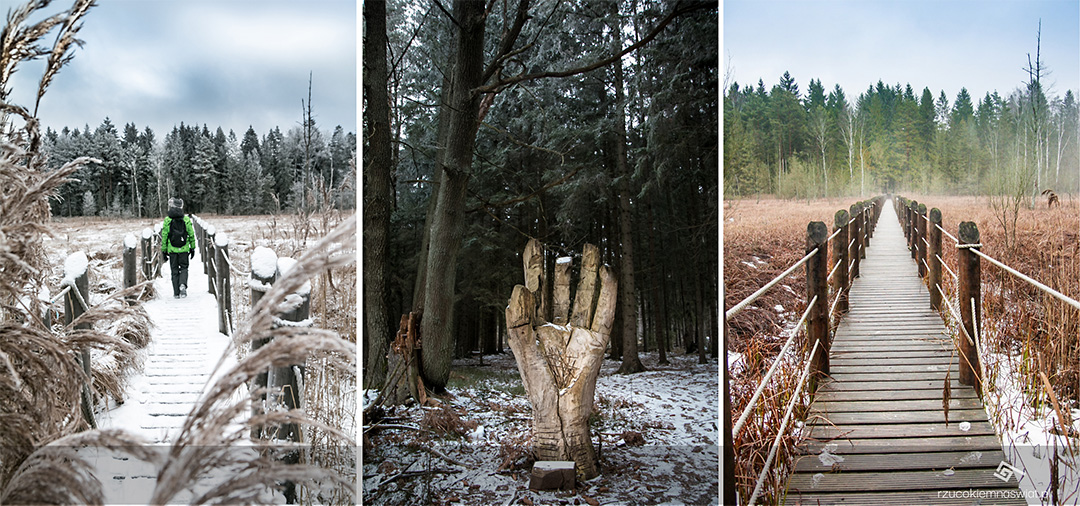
left=363, top=351, right=719, bottom=505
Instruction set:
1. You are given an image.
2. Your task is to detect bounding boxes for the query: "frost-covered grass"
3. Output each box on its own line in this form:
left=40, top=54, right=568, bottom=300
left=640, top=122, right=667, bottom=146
left=363, top=351, right=718, bottom=505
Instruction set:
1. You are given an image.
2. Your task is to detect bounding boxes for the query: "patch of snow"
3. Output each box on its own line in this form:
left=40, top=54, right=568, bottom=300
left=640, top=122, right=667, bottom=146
left=958, top=421, right=971, bottom=432
left=250, top=246, right=278, bottom=279
left=943, top=468, right=955, bottom=476
left=774, top=304, right=784, bottom=312
left=556, top=256, right=571, bottom=265
left=62, top=251, right=88, bottom=285
left=214, top=232, right=229, bottom=248
left=142, top=227, right=153, bottom=239
left=124, top=233, right=138, bottom=250
left=741, top=261, right=758, bottom=269
left=818, top=446, right=844, bottom=466
left=811, top=473, right=824, bottom=488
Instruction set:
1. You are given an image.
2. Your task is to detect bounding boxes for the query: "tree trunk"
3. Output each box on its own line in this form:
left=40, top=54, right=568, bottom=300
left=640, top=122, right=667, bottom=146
left=419, top=0, right=487, bottom=391
left=362, top=0, right=392, bottom=389
left=507, top=240, right=617, bottom=480
left=613, top=49, right=644, bottom=375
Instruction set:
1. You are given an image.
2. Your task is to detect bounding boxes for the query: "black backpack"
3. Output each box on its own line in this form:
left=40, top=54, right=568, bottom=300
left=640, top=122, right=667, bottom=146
left=169, top=217, right=187, bottom=249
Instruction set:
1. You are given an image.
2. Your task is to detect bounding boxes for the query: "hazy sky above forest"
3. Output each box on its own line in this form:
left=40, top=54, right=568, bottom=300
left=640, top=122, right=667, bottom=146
left=9, top=0, right=356, bottom=139
left=723, top=0, right=1079, bottom=105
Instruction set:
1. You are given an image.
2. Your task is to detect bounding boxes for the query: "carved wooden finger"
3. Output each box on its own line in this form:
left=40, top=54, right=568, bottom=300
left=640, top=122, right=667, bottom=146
left=590, top=265, right=618, bottom=335
left=569, top=243, right=599, bottom=327
left=523, top=238, right=546, bottom=324
left=552, top=256, right=572, bottom=325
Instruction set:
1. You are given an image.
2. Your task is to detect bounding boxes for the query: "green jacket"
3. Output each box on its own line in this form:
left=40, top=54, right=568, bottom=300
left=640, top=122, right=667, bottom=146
left=161, top=215, right=196, bottom=254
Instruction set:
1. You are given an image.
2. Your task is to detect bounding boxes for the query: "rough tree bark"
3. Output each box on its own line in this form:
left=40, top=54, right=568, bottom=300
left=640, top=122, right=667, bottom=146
left=613, top=45, right=644, bottom=375
left=362, top=0, right=392, bottom=389
left=507, top=240, right=617, bottom=480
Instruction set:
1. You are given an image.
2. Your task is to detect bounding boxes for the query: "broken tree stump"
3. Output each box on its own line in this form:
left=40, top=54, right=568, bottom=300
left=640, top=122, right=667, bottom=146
left=507, top=239, right=617, bottom=480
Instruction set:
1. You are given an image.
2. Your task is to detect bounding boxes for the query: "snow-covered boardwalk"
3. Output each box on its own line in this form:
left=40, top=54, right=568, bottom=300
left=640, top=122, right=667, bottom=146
left=100, top=252, right=232, bottom=442
left=785, top=202, right=1026, bottom=505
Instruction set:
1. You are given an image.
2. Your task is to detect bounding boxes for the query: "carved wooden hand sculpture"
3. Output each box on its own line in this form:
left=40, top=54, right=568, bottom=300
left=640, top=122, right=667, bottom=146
left=505, top=239, right=617, bottom=480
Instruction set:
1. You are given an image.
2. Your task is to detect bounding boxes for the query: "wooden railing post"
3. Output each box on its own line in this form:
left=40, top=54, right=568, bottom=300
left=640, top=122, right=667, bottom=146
left=206, top=226, right=217, bottom=296
left=272, top=255, right=309, bottom=504
left=807, top=221, right=829, bottom=391
left=722, top=317, right=735, bottom=505
left=860, top=202, right=869, bottom=256
left=141, top=228, right=153, bottom=281
left=123, top=233, right=137, bottom=305
left=153, top=223, right=164, bottom=278
left=849, top=204, right=861, bottom=279
left=928, top=208, right=943, bottom=311
left=958, top=222, right=982, bottom=393
left=63, top=252, right=95, bottom=428
left=909, top=201, right=919, bottom=259
left=249, top=246, right=278, bottom=440
left=916, top=203, right=928, bottom=277
left=833, top=209, right=849, bottom=314
left=215, top=233, right=232, bottom=335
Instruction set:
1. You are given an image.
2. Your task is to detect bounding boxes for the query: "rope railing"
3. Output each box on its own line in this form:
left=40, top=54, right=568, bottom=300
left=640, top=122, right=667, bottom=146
left=731, top=295, right=818, bottom=438
left=725, top=248, right=818, bottom=321
left=746, top=339, right=821, bottom=506
left=829, top=286, right=844, bottom=318
left=938, top=254, right=958, bottom=282
left=826, top=259, right=841, bottom=282
left=935, top=221, right=959, bottom=245
left=968, top=247, right=1080, bottom=312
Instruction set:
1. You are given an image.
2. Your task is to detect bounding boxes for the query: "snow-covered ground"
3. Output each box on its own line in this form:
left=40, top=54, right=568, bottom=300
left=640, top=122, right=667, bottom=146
left=984, top=351, right=1080, bottom=505
left=363, top=351, right=719, bottom=505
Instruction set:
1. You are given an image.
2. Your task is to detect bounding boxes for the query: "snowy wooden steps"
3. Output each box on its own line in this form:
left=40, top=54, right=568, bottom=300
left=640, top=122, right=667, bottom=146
left=100, top=252, right=232, bottom=445
left=784, top=202, right=1025, bottom=505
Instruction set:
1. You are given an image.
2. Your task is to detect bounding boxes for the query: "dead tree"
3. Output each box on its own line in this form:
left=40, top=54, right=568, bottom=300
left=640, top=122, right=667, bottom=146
left=506, top=239, right=617, bottom=480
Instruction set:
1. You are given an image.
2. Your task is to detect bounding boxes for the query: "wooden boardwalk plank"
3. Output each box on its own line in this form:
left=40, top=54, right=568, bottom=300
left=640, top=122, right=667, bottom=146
left=784, top=200, right=1023, bottom=505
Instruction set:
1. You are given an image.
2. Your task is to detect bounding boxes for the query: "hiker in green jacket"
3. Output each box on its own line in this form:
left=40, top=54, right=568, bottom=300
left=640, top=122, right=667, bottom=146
left=161, top=198, right=196, bottom=298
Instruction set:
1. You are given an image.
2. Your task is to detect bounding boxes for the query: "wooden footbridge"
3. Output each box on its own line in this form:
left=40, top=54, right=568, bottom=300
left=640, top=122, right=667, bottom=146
left=723, top=197, right=1028, bottom=505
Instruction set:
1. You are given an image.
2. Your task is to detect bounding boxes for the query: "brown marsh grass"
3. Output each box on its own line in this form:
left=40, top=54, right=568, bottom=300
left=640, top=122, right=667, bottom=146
left=724, top=196, right=875, bottom=504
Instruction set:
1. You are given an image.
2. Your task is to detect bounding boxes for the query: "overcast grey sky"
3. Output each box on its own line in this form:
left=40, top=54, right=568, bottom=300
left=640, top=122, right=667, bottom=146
left=724, top=0, right=1079, bottom=104
left=9, top=0, right=356, bottom=139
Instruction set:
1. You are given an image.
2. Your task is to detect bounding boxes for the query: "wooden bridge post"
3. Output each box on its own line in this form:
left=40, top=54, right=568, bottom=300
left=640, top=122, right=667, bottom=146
left=153, top=223, right=164, bottom=278
left=907, top=200, right=915, bottom=257
left=206, top=227, right=217, bottom=296
left=958, top=222, right=982, bottom=392
left=123, top=234, right=137, bottom=305
left=249, top=246, right=278, bottom=440
left=860, top=202, right=869, bottom=256
left=140, top=228, right=153, bottom=281
left=916, top=203, right=928, bottom=277
left=928, top=208, right=943, bottom=311
left=807, top=221, right=829, bottom=390
left=63, top=253, right=95, bottom=428
left=832, top=210, right=849, bottom=314
left=215, top=233, right=232, bottom=335
left=902, top=198, right=909, bottom=240
left=849, top=204, right=861, bottom=279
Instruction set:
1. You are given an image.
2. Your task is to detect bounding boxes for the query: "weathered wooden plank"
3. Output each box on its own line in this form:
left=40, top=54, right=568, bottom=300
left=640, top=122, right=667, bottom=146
left=827, top=372, right=957, bottom=382
left=786, top=468, right=1018, bottom=493
left=785, top=490, right=1027, bottom=505
left=813, top=389, right=978, bottom=402
left=813, top=398, right=983, bottom=413
left=830, top=350, right=952, bottom=359
left=817, top=379, right=967, bottom=392
left=792, top=449, right=1006, bottom=473
left=807, top=409, right=987, bottom=425
left=829, top=364, right=957, bottom=375
left=804, top=421, right=997, bottom=439
left=831, top=356, right=953, bottom=365
left=799, top=435, right=1006, bottom=455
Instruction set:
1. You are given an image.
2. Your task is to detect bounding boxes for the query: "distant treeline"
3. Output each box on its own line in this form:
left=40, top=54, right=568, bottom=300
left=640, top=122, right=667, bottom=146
left=43, top=119, right=357, bottom=217
left=725, top=72, right=1079, bottom=198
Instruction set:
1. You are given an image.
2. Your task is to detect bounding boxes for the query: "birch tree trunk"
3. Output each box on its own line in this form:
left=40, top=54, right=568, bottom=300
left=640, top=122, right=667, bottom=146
left=506, top=240, right=617, bottom=480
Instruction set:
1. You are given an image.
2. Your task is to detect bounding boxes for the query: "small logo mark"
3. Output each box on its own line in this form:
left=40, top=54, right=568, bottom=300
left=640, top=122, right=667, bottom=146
left=994, top=461, right=1023, bottom=482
